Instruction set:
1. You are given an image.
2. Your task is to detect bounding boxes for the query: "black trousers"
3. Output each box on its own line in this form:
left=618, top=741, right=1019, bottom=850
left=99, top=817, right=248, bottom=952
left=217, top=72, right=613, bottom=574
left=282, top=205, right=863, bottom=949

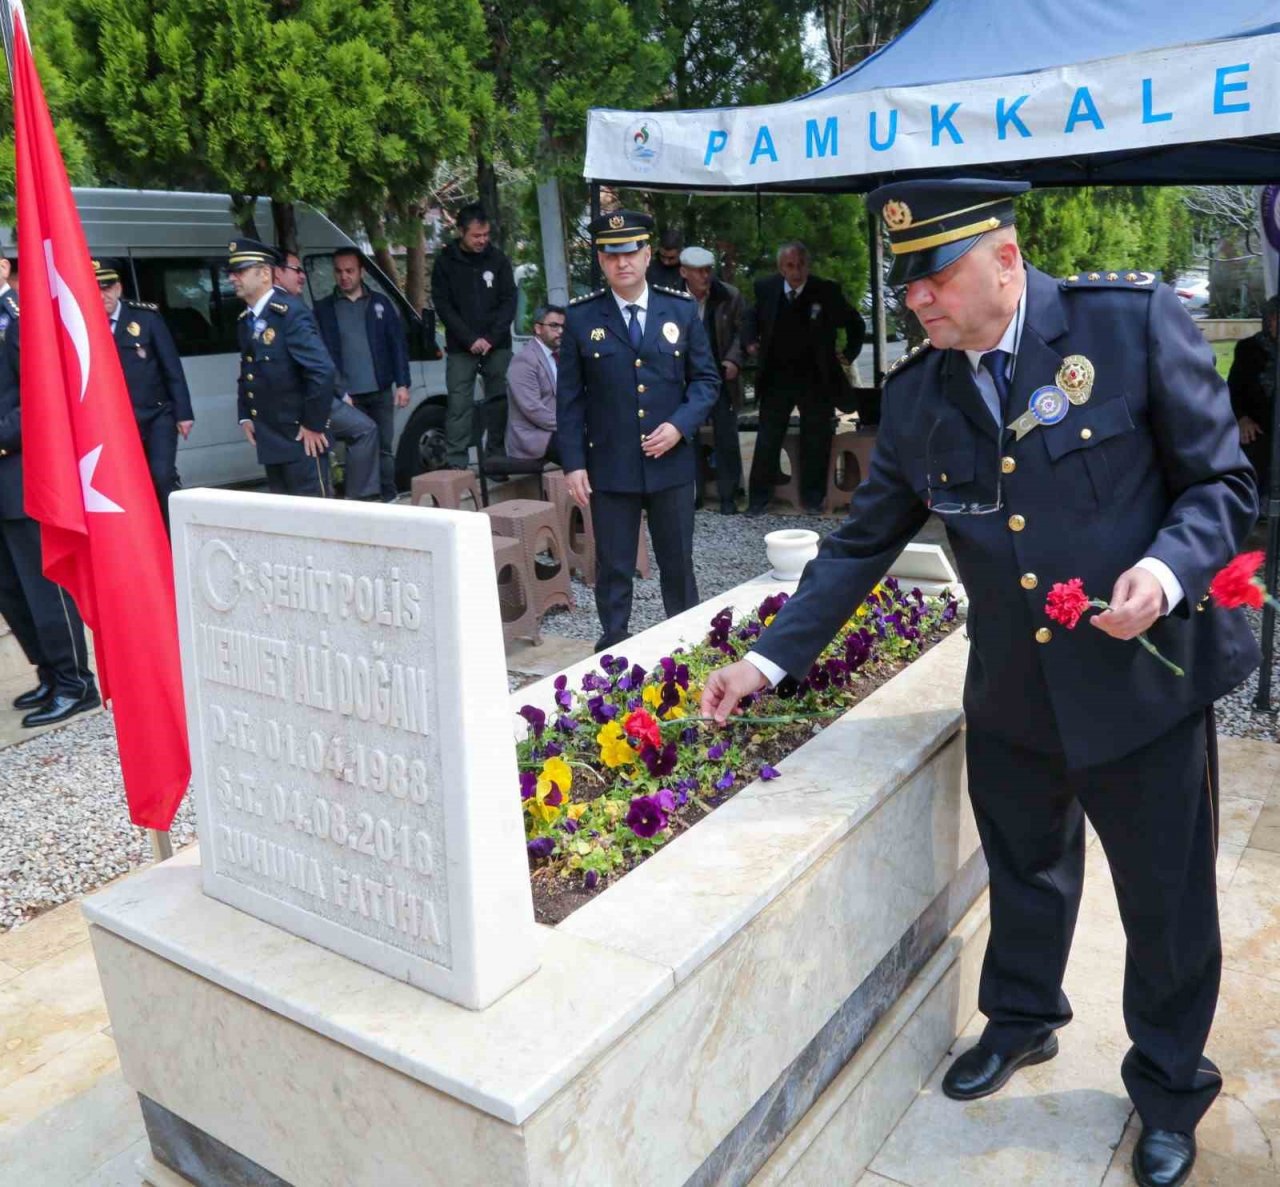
left=263, top=454, right=331, bottom=498
left=350, top=389, right=397, bottom=499
left=0, top=516, right=96, bottom=698
left=329, top=397, right=381, bottom=500
left=968, top=710, right=1222, bottom=1132
left=748, top=374, right=833, bottom=508
left=707, top=392, right=742, bottom=506
left=135, top=406, right=181, bottom=533
left=591, top=484, right=697, bottom=649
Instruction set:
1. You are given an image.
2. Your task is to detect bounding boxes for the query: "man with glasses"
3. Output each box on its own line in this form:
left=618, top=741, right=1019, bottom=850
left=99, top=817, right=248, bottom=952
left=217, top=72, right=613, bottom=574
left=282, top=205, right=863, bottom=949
left=276, top=252, right=381, bottom=501
left=701, top=179, right=1258, bottom=1187
left=505, top=304, right=564, bottom=463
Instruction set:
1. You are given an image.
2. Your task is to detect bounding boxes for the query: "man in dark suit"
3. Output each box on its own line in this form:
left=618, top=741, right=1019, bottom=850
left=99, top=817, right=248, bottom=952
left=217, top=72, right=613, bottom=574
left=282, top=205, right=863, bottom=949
left=558, top=211, right=720, bottom=651
left=702, top=180, right=1259, bottom=1187
left=505, top=303, right=563, bottom=462
left=0, top=256, right=100, bottom=726
left=228, top=240, right=335, bottom=497
left=1227, top=294, right=1277, bottom=498
left=94, top=260, right=193, bottom=532
left=744, top=243, right=865, bottom=514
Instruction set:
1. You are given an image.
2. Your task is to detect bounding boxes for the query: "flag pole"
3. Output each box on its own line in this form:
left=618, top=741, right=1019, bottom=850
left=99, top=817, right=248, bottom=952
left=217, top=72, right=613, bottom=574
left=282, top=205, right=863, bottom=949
left=0, top=0, right=176, bottom=861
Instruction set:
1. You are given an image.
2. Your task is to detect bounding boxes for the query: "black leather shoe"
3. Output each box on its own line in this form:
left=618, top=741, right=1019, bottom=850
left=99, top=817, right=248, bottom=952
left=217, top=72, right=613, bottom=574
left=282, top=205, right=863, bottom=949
left=21, top=689, right=101, bottom=728
left=13, top=680, right=54, bottom=710
left=1132, top=1129, right=1195, bottom=1187
left=941, top=1033, right=1058, bottom=1101
left=720, top=500, right=739, bottom=516
left=745, top=502, right=768, bottom=518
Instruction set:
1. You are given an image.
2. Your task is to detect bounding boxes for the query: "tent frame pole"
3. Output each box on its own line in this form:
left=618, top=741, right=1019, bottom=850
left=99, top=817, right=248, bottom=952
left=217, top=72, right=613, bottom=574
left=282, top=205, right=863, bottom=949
left=867, top=207, right=886, bottom=386
left=1254, top=313, right=1280, bottom=711
left=589, top=181, right=602, bottom=291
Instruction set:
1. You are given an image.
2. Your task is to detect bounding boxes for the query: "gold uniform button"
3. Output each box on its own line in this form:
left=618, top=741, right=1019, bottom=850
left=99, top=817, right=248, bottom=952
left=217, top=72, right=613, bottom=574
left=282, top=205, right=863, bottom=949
left=638, top=409, right=646, bottom=419
left=245, top=373, right=254, bottom=381
left=1001, top=456, right=1016, bottom=474
left=250, top=410, right=258, bottom=418
left=674, top=350, right=681, bottom=357
left=1080, top=427, right=1092, bottom=440
left=634, top=358, right=642, bottom=368
left=637, top=384, right=647, bottom=393
left=1035, top=627, right=1052, bottom=644
left=939, top=471, right=948, bottom=483
left=1008, top=514, right=1025, bottom=532
left=1021, top=573, right=1038, bottom=590
left=593, top=352, right=601, bottom=359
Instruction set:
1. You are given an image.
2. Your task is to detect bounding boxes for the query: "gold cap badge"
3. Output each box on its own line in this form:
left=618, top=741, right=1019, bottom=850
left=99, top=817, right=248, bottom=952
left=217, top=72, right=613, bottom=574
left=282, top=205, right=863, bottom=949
left=126, top=321, right=140, bottom=337
left=882, top=200, right=913, bottom=232
left=609, top=214, right=625, bottom=230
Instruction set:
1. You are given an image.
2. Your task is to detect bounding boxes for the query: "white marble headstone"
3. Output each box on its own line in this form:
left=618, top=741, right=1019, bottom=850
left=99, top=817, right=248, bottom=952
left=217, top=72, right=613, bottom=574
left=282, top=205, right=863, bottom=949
left=170, top=490, right=538, bottom=1010
left=888, top=542, right=964, bottom=599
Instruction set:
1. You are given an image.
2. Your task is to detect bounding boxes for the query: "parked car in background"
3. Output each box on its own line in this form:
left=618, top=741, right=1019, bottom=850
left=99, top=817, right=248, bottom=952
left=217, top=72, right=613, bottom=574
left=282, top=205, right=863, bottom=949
left=1175, top=274, right=1210, bottom=315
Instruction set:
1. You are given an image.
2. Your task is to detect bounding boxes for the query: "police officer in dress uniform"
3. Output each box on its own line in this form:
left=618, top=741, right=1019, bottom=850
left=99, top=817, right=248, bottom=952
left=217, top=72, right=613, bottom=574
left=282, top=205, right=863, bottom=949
left=557, top=211, right=720, bottom=651
left=94, top=259, right=193, bottom=532
left=228, top=240, right=335, bottom=497
left=701, top=180, right=1259, bottom=1187
left=0, top=256, right=100, bottom=726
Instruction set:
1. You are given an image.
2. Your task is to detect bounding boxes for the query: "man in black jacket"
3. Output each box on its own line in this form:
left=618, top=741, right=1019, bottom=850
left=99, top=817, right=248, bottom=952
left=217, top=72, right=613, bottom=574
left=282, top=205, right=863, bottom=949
left=430, top=204, right=516, bottom=469
left=1227, top=295, right=1278, bottom=497
left=744, top=242, right=865, bottom=514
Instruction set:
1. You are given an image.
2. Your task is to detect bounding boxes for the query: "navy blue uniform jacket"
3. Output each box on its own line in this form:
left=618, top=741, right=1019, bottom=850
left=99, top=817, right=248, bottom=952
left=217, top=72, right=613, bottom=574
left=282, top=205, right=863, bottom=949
left=0, top=291, right=22, bottom=519
left=237, top=289, right=335, bottom=465
left=313, top=290, right=411, bottom=393
left=113, top=302, right=193, bottom=422
left=557, top=287, right=720, bottom=493
left=754, top=266, right=1260, bottom=769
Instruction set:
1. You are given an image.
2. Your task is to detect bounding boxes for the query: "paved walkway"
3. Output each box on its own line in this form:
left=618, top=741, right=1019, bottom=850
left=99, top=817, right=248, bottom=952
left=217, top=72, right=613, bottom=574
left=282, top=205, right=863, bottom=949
left=0, top=735, right=1276, bottom=1186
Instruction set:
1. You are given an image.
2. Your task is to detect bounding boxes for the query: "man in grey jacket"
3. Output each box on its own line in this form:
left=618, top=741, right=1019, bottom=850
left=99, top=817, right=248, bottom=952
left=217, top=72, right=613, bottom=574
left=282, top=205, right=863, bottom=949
left=505, top=304, right=564, bottom=462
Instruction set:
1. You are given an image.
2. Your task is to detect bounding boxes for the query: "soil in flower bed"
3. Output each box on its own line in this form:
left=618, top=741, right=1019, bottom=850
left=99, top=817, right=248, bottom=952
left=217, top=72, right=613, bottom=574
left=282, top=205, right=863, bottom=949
left=522, top=586, right=960, bottom=926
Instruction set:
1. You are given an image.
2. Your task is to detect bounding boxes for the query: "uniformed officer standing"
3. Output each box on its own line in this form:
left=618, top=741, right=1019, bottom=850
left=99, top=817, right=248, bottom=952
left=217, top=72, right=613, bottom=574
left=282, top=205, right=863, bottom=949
left=94, top=260, right=193, bottom=532
left=557, top=211, right=720, bottom=650
left=701, top=180, right=1259, bottom=1187
left=0, top=255, right=100, bottom=726
left=227, top=240, right=334, bottom=497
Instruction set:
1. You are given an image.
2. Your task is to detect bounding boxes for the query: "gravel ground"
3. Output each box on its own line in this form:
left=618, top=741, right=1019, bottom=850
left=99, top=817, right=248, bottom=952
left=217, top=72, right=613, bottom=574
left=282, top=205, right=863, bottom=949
left=0, top=711, right=197, bottom=931
left=2, top=505, right=1274, bottom=932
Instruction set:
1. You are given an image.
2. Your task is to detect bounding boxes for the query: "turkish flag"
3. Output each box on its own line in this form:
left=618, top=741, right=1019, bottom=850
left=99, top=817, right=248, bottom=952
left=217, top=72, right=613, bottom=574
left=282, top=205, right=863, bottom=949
left=10, top=2, right=190, bottom=829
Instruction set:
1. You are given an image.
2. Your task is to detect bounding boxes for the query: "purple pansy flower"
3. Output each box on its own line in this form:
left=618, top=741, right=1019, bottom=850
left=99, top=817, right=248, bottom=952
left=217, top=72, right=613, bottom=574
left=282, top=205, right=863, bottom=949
left=584, top=870, right=599, bottom=890
left=656, top=787, right=676, bottom=812
left=527, top=837, right=555, bottom=859
left=759, top=764, right=781, bottom=781
left=519, top=771, right=536, bottom=800
left=588, top=695, right=619, bottom=724
left=561, top=818, right=579, bottom=834
left=625, top=794, right=669, bottom=838
left=707, top=741, right=726, bottom=761
left=555, top=715, right=579, bottom=733
left=543, top=740, right=564, bottom=757
left=642, top=742, right=678, bottom=777
left=715, top=768, right=735, bottom=791
left=519, top=705, right=546, bottom=739
left=681, top=726, right=699, bottom=745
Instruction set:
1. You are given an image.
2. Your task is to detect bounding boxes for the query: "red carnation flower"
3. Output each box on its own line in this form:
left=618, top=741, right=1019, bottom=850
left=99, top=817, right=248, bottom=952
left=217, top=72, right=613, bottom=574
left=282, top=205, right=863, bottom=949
left=623, top=709, right=663, bottom=751
left=1045, top=578, right=1091, bottom=629
left=1208, top=551, right=1265, bottom=610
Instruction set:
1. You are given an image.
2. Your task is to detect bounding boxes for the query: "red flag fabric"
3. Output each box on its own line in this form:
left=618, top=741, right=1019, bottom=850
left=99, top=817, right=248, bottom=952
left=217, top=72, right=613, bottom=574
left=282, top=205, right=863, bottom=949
left=10, top=2, right=190, bottom=829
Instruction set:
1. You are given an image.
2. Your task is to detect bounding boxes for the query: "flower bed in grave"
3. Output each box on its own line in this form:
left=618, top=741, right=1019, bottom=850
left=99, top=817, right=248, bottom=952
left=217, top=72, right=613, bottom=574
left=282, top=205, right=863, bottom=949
left=517, top=579, right=962, bottom=925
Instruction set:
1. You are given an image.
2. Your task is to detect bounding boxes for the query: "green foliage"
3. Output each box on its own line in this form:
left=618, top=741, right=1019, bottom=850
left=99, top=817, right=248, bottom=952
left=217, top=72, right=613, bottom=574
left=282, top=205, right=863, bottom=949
left=1017, top=187, right=1194, bottom=279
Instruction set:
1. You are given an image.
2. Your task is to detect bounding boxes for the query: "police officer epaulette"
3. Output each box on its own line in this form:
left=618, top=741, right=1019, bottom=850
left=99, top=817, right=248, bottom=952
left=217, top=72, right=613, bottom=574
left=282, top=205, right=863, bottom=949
left=886, top=338, right=931, bottom=378
left=269, top=301, right=289, bottom=315
left=238, top=307, right=252, bottom=321
left=654, top=285, right=692, bottom=299
left=1060, top=270, right=1160, bottom=290
left=569, top=289, right=605, bottom=306
left=125, top=300, right=158, bottom=312
left=2, top=294, right=18, bottom=316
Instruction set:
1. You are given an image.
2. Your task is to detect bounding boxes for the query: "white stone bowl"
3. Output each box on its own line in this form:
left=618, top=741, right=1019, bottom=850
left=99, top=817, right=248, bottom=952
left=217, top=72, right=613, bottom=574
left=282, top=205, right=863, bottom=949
left=764, top=528, right=820, bottom=580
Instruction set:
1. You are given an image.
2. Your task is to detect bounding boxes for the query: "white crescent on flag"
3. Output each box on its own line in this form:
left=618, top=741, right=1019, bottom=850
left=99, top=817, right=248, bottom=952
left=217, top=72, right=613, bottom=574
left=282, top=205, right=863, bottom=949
left=42, top=238, right=90, bottom=402
left=79, top=445, right=124, bottom=514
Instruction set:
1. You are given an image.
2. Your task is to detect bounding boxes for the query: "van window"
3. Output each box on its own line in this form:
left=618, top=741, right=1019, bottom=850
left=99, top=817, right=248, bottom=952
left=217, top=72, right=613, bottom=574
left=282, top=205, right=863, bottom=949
left=129, top=258, right=242, bottom=356
left=303, top=252, right=435, bottom=362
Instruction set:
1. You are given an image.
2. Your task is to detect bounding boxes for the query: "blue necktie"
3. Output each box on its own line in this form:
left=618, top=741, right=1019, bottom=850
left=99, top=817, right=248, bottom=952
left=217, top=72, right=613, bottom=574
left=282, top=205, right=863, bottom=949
left=980, top=348, right=1012, bottom=416
left=626, top=303, right=643, bottom=351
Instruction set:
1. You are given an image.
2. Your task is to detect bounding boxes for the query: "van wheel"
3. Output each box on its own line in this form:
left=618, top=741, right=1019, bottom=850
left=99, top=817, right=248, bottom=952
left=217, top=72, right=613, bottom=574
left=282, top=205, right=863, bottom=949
left=395, top=402, right=448, bottom=490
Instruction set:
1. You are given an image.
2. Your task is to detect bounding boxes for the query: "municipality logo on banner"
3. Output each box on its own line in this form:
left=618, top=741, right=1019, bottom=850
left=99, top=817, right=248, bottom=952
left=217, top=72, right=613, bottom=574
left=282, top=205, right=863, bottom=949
left=1262, top=185, right=1280, bottom=297
left=624, top=119, right=662, bottom=173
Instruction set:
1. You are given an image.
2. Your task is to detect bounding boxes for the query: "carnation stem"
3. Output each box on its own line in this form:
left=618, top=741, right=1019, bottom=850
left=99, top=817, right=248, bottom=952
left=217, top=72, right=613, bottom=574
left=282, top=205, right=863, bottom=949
left=662, top=710, right=846, bottom=729
left=1086, top=598, right=1183, bottom=677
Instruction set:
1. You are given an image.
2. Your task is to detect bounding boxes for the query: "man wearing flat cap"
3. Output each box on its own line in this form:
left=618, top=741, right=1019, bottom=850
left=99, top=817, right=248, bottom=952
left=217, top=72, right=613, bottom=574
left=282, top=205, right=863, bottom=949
left=94, top=260, right=192, bottom=532
left=702, top=178, right=1258, bottom=1187
left=557, top=210, right=720, bottom=650
left=679, top=245, right=746, bottom=514
left=227, top=239, right=336, bottom=497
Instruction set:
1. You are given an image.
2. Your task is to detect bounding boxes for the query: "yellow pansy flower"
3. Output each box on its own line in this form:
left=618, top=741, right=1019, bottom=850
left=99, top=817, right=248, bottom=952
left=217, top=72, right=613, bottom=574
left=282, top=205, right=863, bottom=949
left=537, top=757, right=572, bottom=799
left=597, top=721, right=638, bottom=768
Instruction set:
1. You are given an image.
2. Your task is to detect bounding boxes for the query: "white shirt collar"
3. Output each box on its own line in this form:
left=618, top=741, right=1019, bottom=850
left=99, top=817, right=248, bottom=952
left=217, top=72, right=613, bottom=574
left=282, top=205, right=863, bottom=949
left=249, top=288, right=276, bottom=319
left=536, top=338, right=556, bottom=364
left=612, top=284, right=649, bottom=317
left=0, top=284, right=11, bottom=300
left=784, top=280, right=806, bottom=298
left=965, top=280, right=1027, bottom=374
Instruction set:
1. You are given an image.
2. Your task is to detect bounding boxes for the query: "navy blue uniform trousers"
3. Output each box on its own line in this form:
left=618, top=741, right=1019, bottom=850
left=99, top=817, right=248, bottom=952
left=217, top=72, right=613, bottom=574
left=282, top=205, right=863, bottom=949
left=970, top=708, right=1221, bottom=1132
left=591, top=484, right=698, bottom=648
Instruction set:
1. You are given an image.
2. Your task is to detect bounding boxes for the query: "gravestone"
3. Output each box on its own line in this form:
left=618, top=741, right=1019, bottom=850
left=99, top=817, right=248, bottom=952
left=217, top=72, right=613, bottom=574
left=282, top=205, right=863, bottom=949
left=170, top=489, right=538, bottom=1009
left=888, top=541, right=963, bottom=599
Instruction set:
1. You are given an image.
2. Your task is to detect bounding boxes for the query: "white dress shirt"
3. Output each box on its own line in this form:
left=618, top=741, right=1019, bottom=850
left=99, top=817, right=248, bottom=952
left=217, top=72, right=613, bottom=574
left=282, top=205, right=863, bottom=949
left=613, top=285, right=649, bottom=337
left=537, top=337, right=558, bottom=383
left=238, top=290, right=277, bottom=424
left=745, top=280, right=1182, bottom=688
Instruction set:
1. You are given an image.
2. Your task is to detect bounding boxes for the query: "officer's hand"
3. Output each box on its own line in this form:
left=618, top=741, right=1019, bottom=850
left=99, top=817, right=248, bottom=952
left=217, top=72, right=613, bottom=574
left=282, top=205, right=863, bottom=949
left=240, top=421, right=255, bottom=445
left=342, top=394, right=354, bottom=405
left=1239, top=415, right=1263, bottom=445
left=700, top=660, right=769, bottom=726
left=641, top=422, right=682, bottom=458
left=471, top=337, right=492, bottom=356
left=723, top=361, right=740, bottom=382
left=1091, top=566, right=1166, bottom=641
left=566, top=469, right=592, bottom=509
left=395, top=385, right=410, bottom=409
left=177, top=420, right=193, bottom=440
left=746, top=342, right=759, bottom=358
left=297, top=427, right=329, bottom=457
